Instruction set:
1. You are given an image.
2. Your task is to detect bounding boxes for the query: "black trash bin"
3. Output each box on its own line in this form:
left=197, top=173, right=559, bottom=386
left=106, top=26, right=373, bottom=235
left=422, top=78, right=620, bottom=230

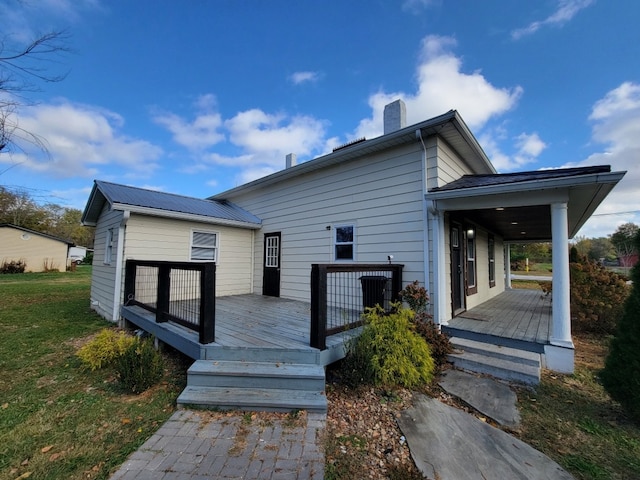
left=359, top=275, right=389, bottom=309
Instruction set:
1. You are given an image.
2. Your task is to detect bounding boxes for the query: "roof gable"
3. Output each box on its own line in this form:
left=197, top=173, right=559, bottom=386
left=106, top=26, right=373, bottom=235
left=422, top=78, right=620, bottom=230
left=0, top=223, right=74, bottom=245
left=82, top=181, right=261, bottom=228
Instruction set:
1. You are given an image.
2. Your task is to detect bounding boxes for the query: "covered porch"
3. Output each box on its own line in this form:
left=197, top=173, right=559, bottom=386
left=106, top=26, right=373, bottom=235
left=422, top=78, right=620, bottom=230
left=442, top=288, right=551, bottom=353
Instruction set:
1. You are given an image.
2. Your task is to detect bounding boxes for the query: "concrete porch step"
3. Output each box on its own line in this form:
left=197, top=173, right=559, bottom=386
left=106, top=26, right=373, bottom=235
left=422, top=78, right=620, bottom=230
left=448, top=337, right=541, bottom=385
left=187, top=360, right=326, bottom=391
left=177, top=386, right=328, bottom=413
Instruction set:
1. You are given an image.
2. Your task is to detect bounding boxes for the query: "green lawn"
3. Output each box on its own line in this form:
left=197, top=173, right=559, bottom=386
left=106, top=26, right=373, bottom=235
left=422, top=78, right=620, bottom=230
left=0, top=267, right=187, bottom=480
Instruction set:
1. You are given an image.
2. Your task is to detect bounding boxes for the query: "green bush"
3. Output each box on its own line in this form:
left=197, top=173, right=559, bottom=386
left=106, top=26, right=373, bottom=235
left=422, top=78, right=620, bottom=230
left=570, top=255, right=630, bottom=334
left=115, top=338, right=164, bottom=393
left=399, top=280, right=429, bottom=314
left=343, top=305, right=435, bottom=388
left=76, top=329, right=138, bottom=370
left=601, top=232, right=640, bottom=422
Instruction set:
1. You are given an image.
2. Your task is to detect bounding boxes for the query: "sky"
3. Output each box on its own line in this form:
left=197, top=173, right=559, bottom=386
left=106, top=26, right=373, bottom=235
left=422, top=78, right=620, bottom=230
left=1, top=0, right=639, bottom=238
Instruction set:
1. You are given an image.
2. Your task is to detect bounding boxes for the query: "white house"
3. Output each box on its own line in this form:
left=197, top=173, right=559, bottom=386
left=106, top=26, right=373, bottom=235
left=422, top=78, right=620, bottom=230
left=0, top=223, right=74, bottom=272
left=82, top=101, right=625, bottom=376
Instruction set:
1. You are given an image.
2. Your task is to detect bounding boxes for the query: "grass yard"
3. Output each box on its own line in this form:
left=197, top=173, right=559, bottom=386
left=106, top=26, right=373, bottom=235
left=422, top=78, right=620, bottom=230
left=0, top=267, right=187, bottom=480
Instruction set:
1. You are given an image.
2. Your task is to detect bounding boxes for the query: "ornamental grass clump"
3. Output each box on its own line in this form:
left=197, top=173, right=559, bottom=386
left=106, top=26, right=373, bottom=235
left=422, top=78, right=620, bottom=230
left=344, top=304, right=435, bottom=388
left=115, top=338, right=164, bottom=394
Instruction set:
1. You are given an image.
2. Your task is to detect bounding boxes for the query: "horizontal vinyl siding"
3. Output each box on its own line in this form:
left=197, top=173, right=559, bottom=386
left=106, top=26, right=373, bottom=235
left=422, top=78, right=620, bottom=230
left=124, top=215, right=253, bottom=296
left=227, top=142, right=427, bottom=302
left=90, top=206, right=123, bottom=321
left=435, top=137, right=474, bottom=188
left=0, top=227, right=68, bottom=272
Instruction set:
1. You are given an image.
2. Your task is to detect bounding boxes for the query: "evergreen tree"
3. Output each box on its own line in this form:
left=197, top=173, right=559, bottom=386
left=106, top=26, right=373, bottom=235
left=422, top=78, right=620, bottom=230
left=601, top=230, right=640, bottom=421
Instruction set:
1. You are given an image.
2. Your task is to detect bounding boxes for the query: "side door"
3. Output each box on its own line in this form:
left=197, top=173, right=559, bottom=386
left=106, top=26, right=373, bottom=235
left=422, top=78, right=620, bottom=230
left=262, top=232, right=281, bottom=297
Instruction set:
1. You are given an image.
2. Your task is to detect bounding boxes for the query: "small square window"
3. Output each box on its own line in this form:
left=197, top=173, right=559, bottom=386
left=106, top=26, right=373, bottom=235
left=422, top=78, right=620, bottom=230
left=191, top=231, right=218, bottom=262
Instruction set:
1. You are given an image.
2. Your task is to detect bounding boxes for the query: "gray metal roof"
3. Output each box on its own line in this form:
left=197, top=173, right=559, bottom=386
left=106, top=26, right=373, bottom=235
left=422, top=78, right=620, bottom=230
left=82, top=181, right=261, bottom=227
left=430, top=166, right=611, bottom=192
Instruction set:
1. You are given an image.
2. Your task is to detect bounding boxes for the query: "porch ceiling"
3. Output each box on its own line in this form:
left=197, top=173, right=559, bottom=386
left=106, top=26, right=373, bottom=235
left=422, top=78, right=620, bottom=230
left=456, top=205, right=551, bottom=242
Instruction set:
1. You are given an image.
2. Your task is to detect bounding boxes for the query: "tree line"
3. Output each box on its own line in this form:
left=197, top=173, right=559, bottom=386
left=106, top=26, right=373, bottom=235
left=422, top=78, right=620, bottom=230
left=0, top=186, right=94, bottom=247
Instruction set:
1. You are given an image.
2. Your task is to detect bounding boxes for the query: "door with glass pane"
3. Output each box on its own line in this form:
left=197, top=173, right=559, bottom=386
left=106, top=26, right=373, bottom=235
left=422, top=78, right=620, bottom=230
left=451, top=224, right=465, bottom=315
left=262, top=232, right=281, bottom=297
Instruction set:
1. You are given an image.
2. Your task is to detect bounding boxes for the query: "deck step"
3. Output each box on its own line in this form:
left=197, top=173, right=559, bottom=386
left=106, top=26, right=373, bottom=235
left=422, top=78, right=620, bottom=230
left=448, top=337, right=541, bottom=385
left=202, top=345, right=319, bottom=364
left=177, top=386, right=327, bottom=413
left=187, top=360, right=326, bottom=391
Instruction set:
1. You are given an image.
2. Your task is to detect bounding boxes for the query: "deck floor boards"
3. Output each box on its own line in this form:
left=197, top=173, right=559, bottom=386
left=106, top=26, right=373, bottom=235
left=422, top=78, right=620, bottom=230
left=448, top=289, right=551, bottom=344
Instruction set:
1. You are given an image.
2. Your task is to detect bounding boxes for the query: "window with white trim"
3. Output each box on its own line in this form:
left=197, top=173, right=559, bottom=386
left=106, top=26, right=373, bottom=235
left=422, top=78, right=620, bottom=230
left=334, top=225, right=355, bottom=261
left=104, top=228, right=114, bottom=265
left=190, top=231, right=218, bottom=261
left=466, top=227, right=477, bottom=295
left=488, top=235, right=496, bottom=288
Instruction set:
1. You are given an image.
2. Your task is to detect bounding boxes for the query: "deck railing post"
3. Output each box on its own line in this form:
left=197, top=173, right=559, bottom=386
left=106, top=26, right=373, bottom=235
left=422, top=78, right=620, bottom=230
left=123, top=260, right=136, bottom=305
left=199, top=262, right=216, bottom=344
left=156, top=264, right=171, bottom=323
left=390, top=264, right=404, bottom=303
left=310, top=264, right=328, bottom=350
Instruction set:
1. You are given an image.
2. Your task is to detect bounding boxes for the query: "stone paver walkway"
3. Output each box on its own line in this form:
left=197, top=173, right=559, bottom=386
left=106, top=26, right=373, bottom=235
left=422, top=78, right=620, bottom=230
left=110, top=410, right=325, bottom=480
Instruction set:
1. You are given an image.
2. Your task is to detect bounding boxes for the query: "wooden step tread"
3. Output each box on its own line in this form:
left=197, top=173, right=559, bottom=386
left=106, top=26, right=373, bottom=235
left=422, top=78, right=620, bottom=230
left=188, top=360, right=325, bottom=379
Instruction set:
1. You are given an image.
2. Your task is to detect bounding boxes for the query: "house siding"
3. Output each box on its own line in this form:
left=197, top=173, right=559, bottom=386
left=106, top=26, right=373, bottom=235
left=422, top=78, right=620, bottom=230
left=225, top=142, right=427, bottom=302
left=124, top=215, right=254, bottom=297
left=0, top=226, right=68, bottom=272
left=90, top=205, right=124, bottom=321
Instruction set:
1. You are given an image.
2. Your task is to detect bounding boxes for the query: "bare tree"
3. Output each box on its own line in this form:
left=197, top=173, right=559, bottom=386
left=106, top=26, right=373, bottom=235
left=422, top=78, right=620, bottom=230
left=0, top=30, right=71, bottom=155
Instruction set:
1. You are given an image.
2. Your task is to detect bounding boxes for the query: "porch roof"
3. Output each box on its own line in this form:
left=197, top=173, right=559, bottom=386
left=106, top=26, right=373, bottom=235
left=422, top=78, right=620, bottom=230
left=426, top=165, right=625, bottom=241
left=82, top=180, right=262, bottom=229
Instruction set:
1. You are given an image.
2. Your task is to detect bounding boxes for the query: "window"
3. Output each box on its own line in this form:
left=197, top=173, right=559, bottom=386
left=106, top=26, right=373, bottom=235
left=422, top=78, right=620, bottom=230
left=335, top=225, right=355, bottom=261
left=265, top=235, right=279, bottom=268
left=191, top=231, right=218, bottom=261
left=466, top=227, right=477, bottom=295
left=104, top=228, right=114, bottom=265
left=488, top=235, right=496, bottom=287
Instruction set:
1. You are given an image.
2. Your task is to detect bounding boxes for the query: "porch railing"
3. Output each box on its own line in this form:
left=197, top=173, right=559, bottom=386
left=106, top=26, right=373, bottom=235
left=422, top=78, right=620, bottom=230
left=123, top=260, right=216, bottom=344
left=310, top=263, right=403, bottom=350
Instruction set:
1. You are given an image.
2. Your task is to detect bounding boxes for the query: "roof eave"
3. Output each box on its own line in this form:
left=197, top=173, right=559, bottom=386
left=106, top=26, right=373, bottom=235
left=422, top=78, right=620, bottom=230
left=111, top=203, right=262, bottom=229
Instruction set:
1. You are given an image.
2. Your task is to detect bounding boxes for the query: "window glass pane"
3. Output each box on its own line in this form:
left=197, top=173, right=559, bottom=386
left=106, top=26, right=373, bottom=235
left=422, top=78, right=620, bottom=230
left=335, top=244, right=353, bottom=260
left=336, top=226, right=353, bottom=243
left=193, top=231, right=216, bottom=246
left=191, top=247, right=215, bottom=260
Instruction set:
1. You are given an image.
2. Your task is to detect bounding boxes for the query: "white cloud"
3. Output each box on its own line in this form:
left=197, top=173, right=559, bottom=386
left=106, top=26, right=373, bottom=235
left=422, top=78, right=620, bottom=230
left=565, top=82, right=640, bottom=237
left=354, top=35, right=522, bottom=139
left=289, top=71, right=320, bottom=85
left=0, top=100, right=162, bottom=178
left=402, top=0, right=440, bottom=14
left=511, top=0, right=594, bottom=40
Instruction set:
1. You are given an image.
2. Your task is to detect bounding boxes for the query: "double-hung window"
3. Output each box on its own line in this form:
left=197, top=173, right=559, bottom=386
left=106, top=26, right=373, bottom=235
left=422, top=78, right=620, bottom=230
left=466, top=227, right=477, bottom=295
left=191, top=231, right=218, bottom=262
left=334, top=225, right=355, bottom=261
left=488, top=235, right=496, bottom=288
left=104, top=228, right=114, bottom=265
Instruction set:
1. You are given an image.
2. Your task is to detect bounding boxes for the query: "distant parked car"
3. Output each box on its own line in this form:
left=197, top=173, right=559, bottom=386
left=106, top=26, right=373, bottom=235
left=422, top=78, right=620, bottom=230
left=69, top=255, right=84, bottom=265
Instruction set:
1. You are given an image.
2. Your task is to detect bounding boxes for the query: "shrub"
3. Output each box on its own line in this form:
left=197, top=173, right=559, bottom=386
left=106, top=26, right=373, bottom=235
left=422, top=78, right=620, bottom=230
left=343, top=305, right=435, bottom=388
left=413, top=312, right=453, bottom=369
left=570, top=254, right=630, bottom=334
left=399, top=280, right=429, bottom=314
left=1, top=259, right=26, bottom=274
left=601, top=232, right=640, bottom=422
left=76, top=329, right=138, bottom=370
left=115, top=338, right=164, bottom=393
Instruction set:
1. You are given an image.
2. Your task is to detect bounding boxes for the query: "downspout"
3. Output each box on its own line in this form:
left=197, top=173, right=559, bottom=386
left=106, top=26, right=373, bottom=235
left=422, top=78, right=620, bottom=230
left=416, top=129, right=431, bottom=312
left=113, top=210, right=130, bottom=323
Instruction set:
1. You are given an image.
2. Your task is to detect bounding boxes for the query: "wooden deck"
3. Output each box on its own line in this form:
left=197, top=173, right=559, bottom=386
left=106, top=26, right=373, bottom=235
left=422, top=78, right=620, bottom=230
left=443, top=288, right=551, bottom=353
left=121, top=294, right=357, bottom=366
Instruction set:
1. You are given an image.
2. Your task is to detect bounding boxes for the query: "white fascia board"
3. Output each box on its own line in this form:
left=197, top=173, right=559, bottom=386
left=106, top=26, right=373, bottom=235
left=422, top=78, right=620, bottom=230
left=111, top=203, right=262, bottom=230
left=426, top=171, right=625, bottom=207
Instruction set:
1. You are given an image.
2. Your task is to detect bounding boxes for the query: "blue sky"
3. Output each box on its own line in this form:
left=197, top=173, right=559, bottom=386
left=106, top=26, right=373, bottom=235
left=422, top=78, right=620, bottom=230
left=1, top=0, right=639, bottom=238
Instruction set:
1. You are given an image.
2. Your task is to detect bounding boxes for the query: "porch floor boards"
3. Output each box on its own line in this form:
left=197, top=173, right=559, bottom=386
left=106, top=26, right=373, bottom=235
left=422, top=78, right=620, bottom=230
left=446, top=288, right=551, bottom=345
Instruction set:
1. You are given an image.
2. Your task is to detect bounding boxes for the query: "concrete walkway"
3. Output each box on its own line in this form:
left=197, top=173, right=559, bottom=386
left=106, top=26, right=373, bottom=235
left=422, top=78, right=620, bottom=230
left=109, top=410, right=325, bottom=480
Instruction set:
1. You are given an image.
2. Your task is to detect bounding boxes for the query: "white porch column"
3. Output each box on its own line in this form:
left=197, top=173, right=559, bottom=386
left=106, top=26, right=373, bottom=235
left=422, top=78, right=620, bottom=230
left=430, top=206, right=447, bottom=326
left=546, top=202, right=574, bottom=373
left=505, top=243, right=512, bottom=289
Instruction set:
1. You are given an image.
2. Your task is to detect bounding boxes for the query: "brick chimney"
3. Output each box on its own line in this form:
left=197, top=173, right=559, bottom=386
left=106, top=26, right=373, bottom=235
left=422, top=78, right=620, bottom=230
left=383, top=99, right=407, bottom=134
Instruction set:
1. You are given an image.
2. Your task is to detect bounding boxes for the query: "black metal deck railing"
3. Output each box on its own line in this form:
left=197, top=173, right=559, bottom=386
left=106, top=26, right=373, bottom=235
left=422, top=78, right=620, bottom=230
left=310, top=263, right=403, bottom=350
left=123, top=260, right=216, bottom=344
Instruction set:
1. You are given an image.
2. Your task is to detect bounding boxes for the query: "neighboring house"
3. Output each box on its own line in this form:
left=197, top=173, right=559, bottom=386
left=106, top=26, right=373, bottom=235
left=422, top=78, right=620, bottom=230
left=82, top=101, right=625, bottom=375
left=0, top=224, right=73, bottom=272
